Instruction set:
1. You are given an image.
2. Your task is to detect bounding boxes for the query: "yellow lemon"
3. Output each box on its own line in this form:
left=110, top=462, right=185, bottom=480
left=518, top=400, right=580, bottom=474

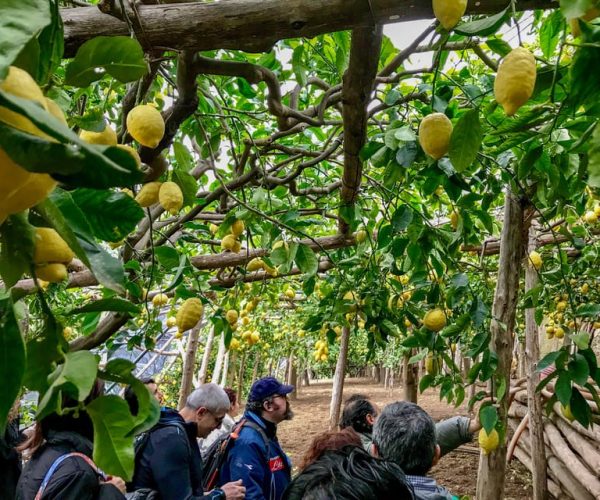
left=135, top=182, right=162, bottom=207
left=209, top=223, right=219, bottom=235
left=231, top=219, right=245, bottom=237
left=117, top=144, right=141, bottom=167
left=285, top=288, right=295, bottom=299
left=0, top=66, right=47, bottom=135
left=450, top=211, right=459, bottom=230
left=166, top=316, right=177, bottom=328
left=1, top=173, right=57, bottom=222
left=176, top=298, right=204, bottom=332
left=494, top=47, right=537, bottom=116
left=158, top=181, right=183, bottom=215
left=554, top=327, right=565, bottom=339
left=433, top=0, right=468, bottom=30
left=356, top=230, right=367, bottom=243
left=583, top=210, right=598, bottom=224
left=221, top=234, right=237, bottom=251
left=423, top=309, right=446, bottom=332
left=152, top=293, right=169, bottom=307
left=35, top=263, right=68, bottom=283
left=528, top=251, right=542, bottom=270
left=226, top=309, right=239, bottom=324
left=126, top=104, right=165, bottom=149
left=561, top=404, right=575, bottom=422
left=478, top=428, right=500, bottom=455
left=247, top=258, right=265, bottom=272
left=79, top=124, right=118, bottom=145
left=34, top=227, right=75, bottom=265
left=418, top=113, right=453, bottom=160
left=425, top=354, right=440, bottom=376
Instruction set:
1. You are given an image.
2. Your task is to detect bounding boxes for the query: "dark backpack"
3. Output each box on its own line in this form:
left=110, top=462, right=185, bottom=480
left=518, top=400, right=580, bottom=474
left=202, top=418, right=269, bottom=491
left=125, top=422, right=189, bottom=500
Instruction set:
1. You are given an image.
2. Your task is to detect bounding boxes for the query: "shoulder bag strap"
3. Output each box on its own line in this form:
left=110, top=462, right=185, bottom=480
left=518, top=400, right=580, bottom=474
left=35, top=452, right=106, bottom=500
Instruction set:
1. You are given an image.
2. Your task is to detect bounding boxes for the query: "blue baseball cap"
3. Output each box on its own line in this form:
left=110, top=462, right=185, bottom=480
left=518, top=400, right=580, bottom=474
left=248, top=377, right=294, bottom=402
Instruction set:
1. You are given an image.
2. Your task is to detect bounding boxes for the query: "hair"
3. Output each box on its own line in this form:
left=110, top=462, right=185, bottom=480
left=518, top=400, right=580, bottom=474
left=18, top=379, right=105, bottom=457
left=223, top=387, right=237, bottom=407
left=299, top=428, right=362, bottom=471
left=372, top=401, right=437, bottom=475
left=124, top=377, right=156, bottom=416
left=283, top=445, right=414, bottom=500
left=340, top=397, right=377, bottom=434
left=185, top=383, right=230, bottom=414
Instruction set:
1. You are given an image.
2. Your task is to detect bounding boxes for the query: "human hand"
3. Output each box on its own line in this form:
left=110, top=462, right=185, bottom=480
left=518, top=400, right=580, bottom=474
left=105, top=476, right=126, bottom=493
left=221, top=479, right=246, bottom=500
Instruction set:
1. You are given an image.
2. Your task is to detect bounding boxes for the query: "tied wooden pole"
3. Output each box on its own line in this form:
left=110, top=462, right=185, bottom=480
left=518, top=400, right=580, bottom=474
left=476, top=187, right=526, bottom=500
left=177, top=319, right=202, bottom=409
left=403, top=351, right=418, bottom=403
left=524, top=223, right=549, bottom=500
left=329, top=325, right=350, bottom=430
left=197, top=327, right=215, bottom=384
left=212, top=333, right=226, bottom=383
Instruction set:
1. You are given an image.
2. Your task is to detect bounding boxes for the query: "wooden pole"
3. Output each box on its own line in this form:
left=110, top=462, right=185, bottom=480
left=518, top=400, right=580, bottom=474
left=212, top=333, right=226, bottom=384
left=476, top=187, right=526, bottom=500
left=220, top=351, right=230, bottom=387
left=524, top=223, right=549, bottom=500
left=177, top=320, right=202, bottom=408
left=197, top=327, right=215, bottom=385
left=236, top=351, right=247, bottom=403
left=403, top=352, right=418, bottom=403
left=329, top=325, right=350, bottom=430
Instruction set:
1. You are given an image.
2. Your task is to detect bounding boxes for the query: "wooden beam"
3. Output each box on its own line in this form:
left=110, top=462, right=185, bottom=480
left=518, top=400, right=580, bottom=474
left=61, top=0, right=556, bottom=57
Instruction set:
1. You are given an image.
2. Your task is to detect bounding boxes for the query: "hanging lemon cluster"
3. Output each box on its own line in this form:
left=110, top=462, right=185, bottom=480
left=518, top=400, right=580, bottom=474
left=221, top=219, right=245, bottom=253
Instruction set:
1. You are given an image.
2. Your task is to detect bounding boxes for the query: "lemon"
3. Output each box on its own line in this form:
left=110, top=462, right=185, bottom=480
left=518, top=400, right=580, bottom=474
left=0, top=66, right=47, bottom=135
left=35, top=263, right=68, bottom=283
left=226, top=309, right=239, bottom=324
left=320, top=353, right=328, bottom=361
left=494, top=47, right=537, bottom=116
left=595, top=206, right=600, bottom=217
left=242, top=316, right=251, bottom=326
left=247, top=258, right=265, bottom=272
left=593, top=321, right=600, bottom=330
left=135, top=182, right=162, bottom=207
left=231, top=220, right=245, bottom=237
left=221, top=234, right=237, bottom=251
left=478, top=428, right=500, bottom=455
left=126, top=104, right=165, bottom=149
left=423, top=308, right=446, bottom=332
left=418, top=113, right=453, bottom=160
left=34, top=227, right=75, bottom=265
left=433, top=0, right=468, bottom=30
left=556, top=301, right=567, bottom=312
left=285, top=288, right=295, bottom=299
left=176, top=298, right=203, bottom=332
left=581, top=283, right=589, bottom=294
left=229, top=338, right=241, bottom=351
left=117, top=144, right=141, bottom=167
left=561, top=404, right=575, bottom=422
left=583, top=210, right=598, bottom=224
left=209, top=223, right=219, bottom=235
left=528, top=251, right=543, bottom=270
left=79, top=124, right=118, bottom=145
left=232, top=240, right=242, bottom=253
left=152, top=293, right=169, bottom=307
left=166, top=316, right=177, bottom=328
left=158, top=181, right=183, bottom=215
left=250, top=331, right=260, bottom=344
left=44, top=98, right=68, bottom=126
left=356, top=230, right=367, bottom=243
left=1, top=173, right=57, bottom=222
left=554, top=327, right=565, bottom=339
left=450, top=211, right=459, bottom=230
left=545, top=326, right=555, bottom=335
left=425, top=354, right=440, bottom=376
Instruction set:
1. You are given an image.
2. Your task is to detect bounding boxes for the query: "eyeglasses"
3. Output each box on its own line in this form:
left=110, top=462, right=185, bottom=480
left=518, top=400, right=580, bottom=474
left=209, top=410, right=225, bottom=426
left=272, top=394, right=288, bottom=402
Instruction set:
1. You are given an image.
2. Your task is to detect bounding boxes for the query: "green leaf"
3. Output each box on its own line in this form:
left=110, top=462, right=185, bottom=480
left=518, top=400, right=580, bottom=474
left=173, top=141, right=194, bottom=172
left=0, top=92, right=142, bottom=188
left=40, top=192, right=125, bottom=293
left=67, top=298, right=140, bottom=315
left=540, top=10, right=565, bottom=59
left=570, top=388, right=592, bottom=428
left=36, top=1, right=64, bottom=86
left=391, top=206, right=413, bottom=232
left=571, top=331, right=591, bottom=350
left=537, top=350, right=561, bottom=371
left=455, top=8, right=509, bottom=36
left=71, top=189, right=144, bottom=243
left=449, top=109, right=482, bottom=173
left=587, top=122, right=600, bottom=188
left=419, top=374, right=435, bottom=393
left=479, top=404, right=498, bottom=433
left=0, top=213, right=35, bottom=287
left=555, top=371, right=572, bottom=406
left=485, top=38, right=512, bottom=57
left=0, top=295, right=25, bottom=434
left=65, top=36, right=147, bottom=87
left=172, top=169, right=198, bottom=208
left=574, top=303, right=600, bottom=317
left=559, top=0, right=595, bottom=19
left=0, top=0, right=51, bottom=77
left=569, top=24, right=600, bottom=110
left=155, top=246, right=180, bottom=270
left=87, top=395, right=136, bottom=480
left=568, top=353, right=590, bottom=385
left=295, top=244, right=319, bottom=276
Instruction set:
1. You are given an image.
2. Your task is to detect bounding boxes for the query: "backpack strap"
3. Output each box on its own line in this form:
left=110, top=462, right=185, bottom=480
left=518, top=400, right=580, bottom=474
left=35, top=452, right=106, bottom=500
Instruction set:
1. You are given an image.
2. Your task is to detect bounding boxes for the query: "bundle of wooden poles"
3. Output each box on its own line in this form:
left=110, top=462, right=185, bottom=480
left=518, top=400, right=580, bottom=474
left=507, top=377, right=600, bottom=500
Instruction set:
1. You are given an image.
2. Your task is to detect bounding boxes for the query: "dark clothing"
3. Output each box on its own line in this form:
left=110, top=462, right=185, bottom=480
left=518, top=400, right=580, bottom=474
left=16, top=430, right=123, bottom=500
left=405, top=475, right=456, bottom=500
left=131, top=409, right=221, bottom=500
left=0, top=419, right=22, bottom=500
left=219, top=411, right=291, bottom=500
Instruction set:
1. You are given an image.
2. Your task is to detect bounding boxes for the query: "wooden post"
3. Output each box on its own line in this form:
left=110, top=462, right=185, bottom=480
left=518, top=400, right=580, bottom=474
left=329, top=325, right=350, bottom=430
left=288, top=355, right=298, bottom=400
left=220, top=351, right=230, bottom=387
left=177, top=320, right=202, bottom=409
left=197, top=327, right=215, bottom=384
left=476, top=187, right=526, bottom=500
left=212, top=333, right=226, bottom=383
left=236, top=351, right=247, bottom=403
left=403, top=352, right=418, bottom=403
left=524, top=223, right=549, bottom=500
left=251, top=352, right=260, bottom=385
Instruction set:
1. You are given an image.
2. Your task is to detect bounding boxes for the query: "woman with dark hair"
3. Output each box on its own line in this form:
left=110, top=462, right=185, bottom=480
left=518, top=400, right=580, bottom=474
left=16, top=380, right=126, bottom=500
left=283, top=445, right=414, bottom=500
left=339, top=394, right=378, bottom=450
left=298, top=427, right=362, bottom=471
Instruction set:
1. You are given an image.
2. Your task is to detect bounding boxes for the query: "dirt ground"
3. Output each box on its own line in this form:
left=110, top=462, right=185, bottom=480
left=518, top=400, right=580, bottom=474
left=277, top=378, right=533, bottom=500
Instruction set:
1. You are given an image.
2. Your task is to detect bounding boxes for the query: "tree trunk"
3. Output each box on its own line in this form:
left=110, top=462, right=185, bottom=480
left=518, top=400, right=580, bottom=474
left=524, top=224, right=549, bottom=500
left=177, top=320, right=202, bottom=409
left=236, top=351, right=247, bottom=404
left=403, top=352, right=418, bottom=403
left=61, top=0, right=556, bottom=57
left=373, top=365, right=381, bottom=384
left=476, top=187, right=526, bottom=500
left=197, top=327, right=215, bottom=385
left=212, top=333, right=226, bottom=384
left=329, top=326, right=350, bottom=430
left=251, top=352, right=260, bottom=386
left=220, top=351, right=230, bottom=387
left=287, top=355, right=298, bottom=400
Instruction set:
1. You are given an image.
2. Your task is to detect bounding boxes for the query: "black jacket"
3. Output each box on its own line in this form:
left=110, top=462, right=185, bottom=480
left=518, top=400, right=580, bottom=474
left=131, top=409, right=220, bottom=500
left=0, top=419, right=22, bottom=500
left=16, top=430, right=124, bottom=500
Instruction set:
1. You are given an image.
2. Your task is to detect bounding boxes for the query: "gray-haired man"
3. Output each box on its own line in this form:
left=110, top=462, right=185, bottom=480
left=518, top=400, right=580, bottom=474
left=372, top=401, right=455, bottom=500
left=131, top=383, right=246, bottom=500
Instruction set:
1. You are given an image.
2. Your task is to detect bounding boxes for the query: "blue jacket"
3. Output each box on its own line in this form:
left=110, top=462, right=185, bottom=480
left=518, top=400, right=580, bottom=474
left=219, top=411, right=291, bottom=500
left=131, top=408, right=220, bottom=500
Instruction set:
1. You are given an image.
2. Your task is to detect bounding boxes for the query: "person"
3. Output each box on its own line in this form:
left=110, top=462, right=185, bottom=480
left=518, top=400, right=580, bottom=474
left=124, top=377, right=164, bottom=416
left=200, top=387, right=240, bottom=459
left=372, top=401, right=457, bottom=500
left=341, top=394, right=477, bottom=456
left=16, top=380, right=127, bottom=500
left=131, top=383, right=245, bottom=500
left=0, top=401, right=22, bottom=499
left=219, top=377, right=294, bottom=500
left=283, top=445, right=414, bottom=500
left=298, top=427, right=362, bottom=471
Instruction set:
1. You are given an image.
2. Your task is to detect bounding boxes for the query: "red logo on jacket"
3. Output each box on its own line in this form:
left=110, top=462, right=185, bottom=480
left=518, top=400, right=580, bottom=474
left=269, top=456, right=284, bottom=472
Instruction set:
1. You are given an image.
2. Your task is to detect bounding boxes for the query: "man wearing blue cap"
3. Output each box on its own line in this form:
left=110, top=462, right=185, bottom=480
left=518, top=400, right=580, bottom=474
left=219, top=377, right=294, bottom=500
